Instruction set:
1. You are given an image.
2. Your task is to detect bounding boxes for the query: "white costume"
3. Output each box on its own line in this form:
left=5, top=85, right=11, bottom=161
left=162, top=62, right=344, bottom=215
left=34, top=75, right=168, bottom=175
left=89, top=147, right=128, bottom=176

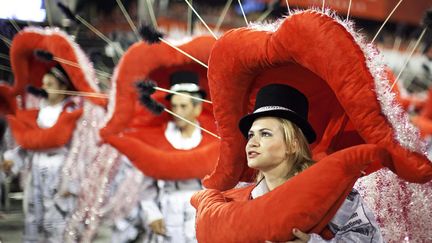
left=110, top=156, right=163, bottom=243
left=0, top=121, right=14, bottom=209
left=3, top=99, right=76, bottom=243
left=157, top=121, right=202, bottom=243
left=251, top=179, right=384, bottom=243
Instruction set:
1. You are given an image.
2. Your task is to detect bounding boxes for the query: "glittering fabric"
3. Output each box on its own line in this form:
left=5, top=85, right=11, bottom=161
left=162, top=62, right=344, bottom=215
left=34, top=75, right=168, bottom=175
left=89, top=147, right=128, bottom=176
left=355, top=169, right=432, bottom=242
left=61, top=101, right=121, bottom=242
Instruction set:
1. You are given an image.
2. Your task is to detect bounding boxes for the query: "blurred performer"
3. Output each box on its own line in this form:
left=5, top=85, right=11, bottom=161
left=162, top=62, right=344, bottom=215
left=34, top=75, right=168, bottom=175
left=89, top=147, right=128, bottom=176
left=101, top=36, right=217, bottom=243
left=157, top=71, right=205, bottom=243
left=3, top=65, right=81, bottom=243
left=0, top=118, right=8, bottom=210
left=109, top=156, right=164, bottom=243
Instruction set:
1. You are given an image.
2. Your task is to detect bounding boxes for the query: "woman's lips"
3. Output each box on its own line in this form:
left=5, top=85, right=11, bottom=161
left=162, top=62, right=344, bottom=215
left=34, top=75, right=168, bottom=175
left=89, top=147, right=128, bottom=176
left=247, top=151, right=260, bottom=159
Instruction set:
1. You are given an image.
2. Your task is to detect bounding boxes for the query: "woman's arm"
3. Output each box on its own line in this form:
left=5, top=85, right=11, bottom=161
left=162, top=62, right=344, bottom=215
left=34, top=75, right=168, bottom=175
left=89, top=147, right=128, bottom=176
left=307, top=189, right=384, bottom=243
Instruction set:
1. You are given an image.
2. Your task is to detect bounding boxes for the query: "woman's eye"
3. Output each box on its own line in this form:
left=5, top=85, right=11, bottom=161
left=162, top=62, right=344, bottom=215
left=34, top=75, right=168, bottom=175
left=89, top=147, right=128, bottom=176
left=247, top=133, right=254, bottom=140
left=261, top=131, right=272, bottom=137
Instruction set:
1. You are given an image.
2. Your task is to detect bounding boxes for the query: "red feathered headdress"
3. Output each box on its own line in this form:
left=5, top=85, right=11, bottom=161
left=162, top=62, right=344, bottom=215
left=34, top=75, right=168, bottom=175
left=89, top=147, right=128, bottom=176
left=7, top=27, right=106, bottom=150
left=100, top=36, right=220, bottom=180
left=191, top=10, right=432, bottom=242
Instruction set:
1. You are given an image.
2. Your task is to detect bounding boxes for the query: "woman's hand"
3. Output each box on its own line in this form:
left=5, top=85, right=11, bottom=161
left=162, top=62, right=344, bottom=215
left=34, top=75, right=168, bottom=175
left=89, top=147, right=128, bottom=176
left=60, top=190, right=72, bottom=197
left=2, top=159, right=14, bottom=173
left=149, top=218, right=166, bottom=236
left=265, top=228, right=311, bottom=243
left=287, top=228, right=310, bottom=243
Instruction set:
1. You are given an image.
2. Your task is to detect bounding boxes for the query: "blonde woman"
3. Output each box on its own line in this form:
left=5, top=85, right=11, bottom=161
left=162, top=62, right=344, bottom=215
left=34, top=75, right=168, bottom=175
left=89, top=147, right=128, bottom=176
left=240, top=84, right=383, bottom=243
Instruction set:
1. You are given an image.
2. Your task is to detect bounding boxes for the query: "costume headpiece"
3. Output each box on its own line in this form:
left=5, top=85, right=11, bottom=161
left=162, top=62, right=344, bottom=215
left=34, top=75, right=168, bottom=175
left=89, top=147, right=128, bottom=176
left=191, top=10, right=432, bottom=242
left=100, top=36, right=219, bottom=180
left=166, top=70, right=206, bottom=100
left=5, top=27, right=104, bottom=150
left=239, top=83, right=316, bottom=143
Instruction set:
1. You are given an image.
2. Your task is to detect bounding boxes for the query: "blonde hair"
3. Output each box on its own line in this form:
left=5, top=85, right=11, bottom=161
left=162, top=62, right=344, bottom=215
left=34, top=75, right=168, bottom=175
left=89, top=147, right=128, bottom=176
left=279, top=118, right=314, bottom=174
left=256, top=118, right=315, bottom=181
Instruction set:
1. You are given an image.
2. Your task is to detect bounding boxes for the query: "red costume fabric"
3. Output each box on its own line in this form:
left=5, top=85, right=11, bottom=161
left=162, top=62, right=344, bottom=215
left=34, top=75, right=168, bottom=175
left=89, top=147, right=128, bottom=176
left=8, top=108, right=82, bottom=149
left=100, top=36, right=220, bottom=180
left=191, top=10, right=432, bottom=242
left=192, top=145, right=389, bottom=242
left=6, top=27, right=105, bottom=150
left=0, top=84, right=16, bottom=115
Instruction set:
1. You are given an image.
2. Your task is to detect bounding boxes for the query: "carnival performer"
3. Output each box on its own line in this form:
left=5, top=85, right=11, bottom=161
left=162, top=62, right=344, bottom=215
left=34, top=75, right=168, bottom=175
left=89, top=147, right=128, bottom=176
left=191, top=9, right=432, bottom=243
left=0, top=118, right=8, bottom=210
left=155, top=70, right=206, bottom=243
left=1, top=26, right=106, bottom=242
left=3, top=64, right=81, bottom=243
left=100, top=34, right=218, bottom=243
left=239, top=84, right=383, bottom=242
left=109, top=155, right=164, bottom=243
left=109, top=71, right=206, bottom=243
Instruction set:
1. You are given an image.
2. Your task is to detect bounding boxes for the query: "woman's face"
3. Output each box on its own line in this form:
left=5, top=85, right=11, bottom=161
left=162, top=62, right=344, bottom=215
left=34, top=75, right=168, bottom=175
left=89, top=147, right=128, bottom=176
left=42, top=73, right=66, bottom=101
left=170, top=93, right=202, bottom=129
left=246, top=117, right=290, bottom=172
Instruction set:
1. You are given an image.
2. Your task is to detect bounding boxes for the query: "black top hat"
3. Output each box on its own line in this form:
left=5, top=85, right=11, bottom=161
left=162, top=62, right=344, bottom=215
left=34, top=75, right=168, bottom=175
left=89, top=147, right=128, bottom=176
left=165, top=70, right=206, bottom=100
left=239, top=84, right=316, bottom=143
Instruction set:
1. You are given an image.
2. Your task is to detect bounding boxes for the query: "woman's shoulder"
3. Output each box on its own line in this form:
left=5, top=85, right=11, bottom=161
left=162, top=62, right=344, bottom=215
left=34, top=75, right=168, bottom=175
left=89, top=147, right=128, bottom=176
left=221, top=182, right=255, bottom=202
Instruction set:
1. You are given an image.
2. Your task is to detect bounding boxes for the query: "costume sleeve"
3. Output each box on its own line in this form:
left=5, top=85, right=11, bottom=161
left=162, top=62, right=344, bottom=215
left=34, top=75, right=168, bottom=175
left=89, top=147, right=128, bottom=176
left=140, top=176, right=163, bottom=225
left=308, top=189, right=384, bottom=243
